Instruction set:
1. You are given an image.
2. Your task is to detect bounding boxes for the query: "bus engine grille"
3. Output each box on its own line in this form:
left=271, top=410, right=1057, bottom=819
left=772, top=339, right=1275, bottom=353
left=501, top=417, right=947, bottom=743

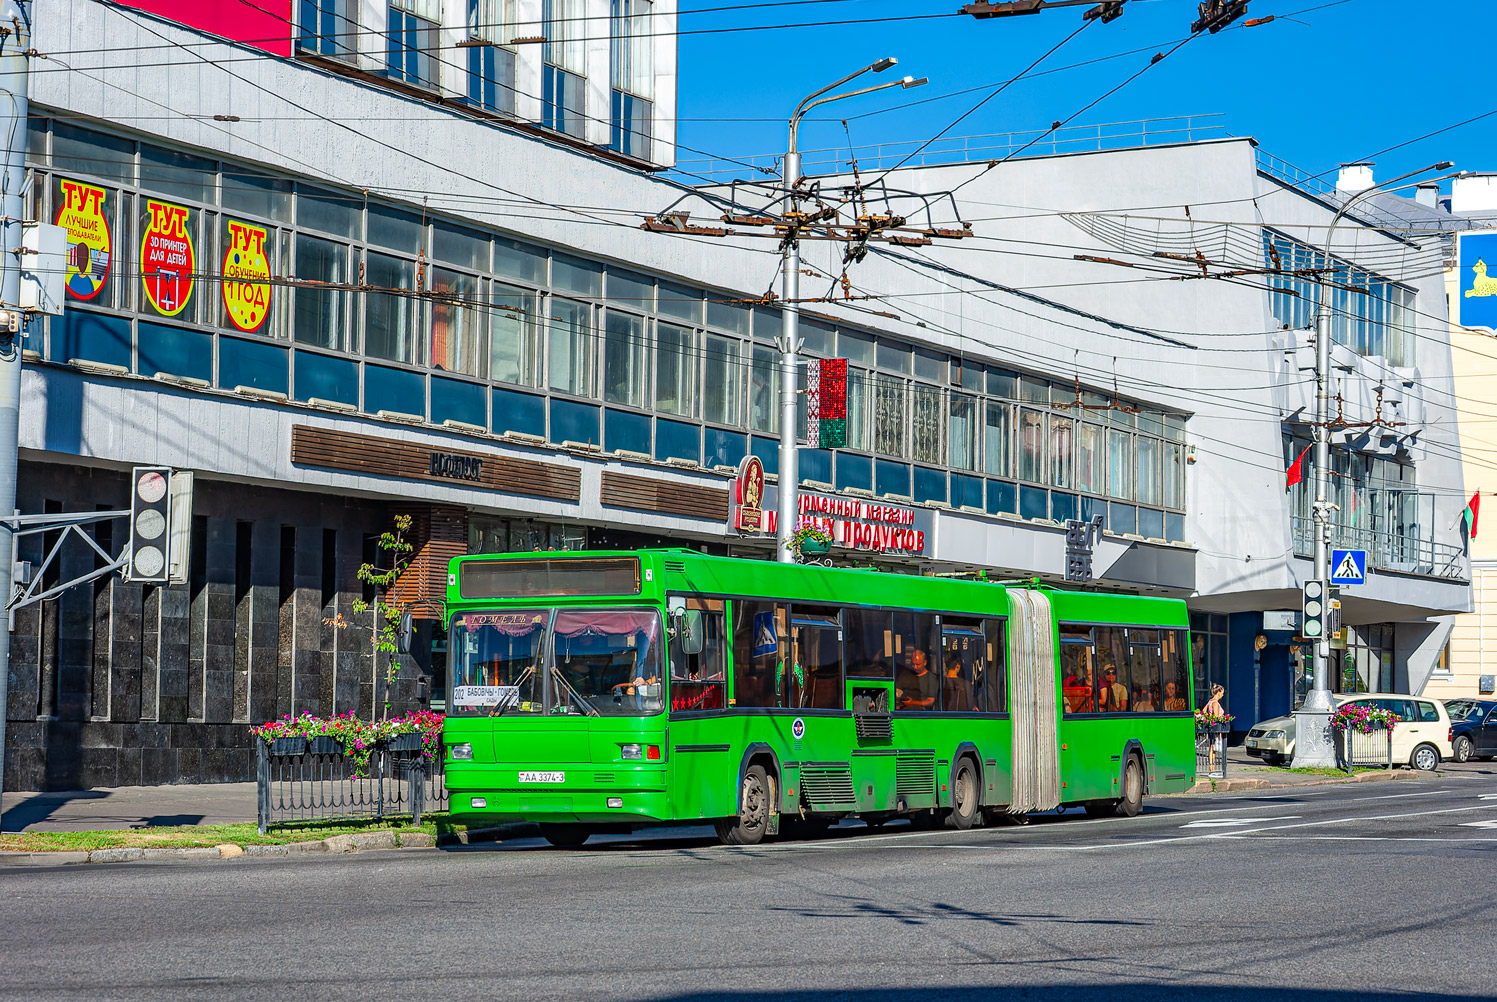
left=800, top=767, right=858, bottom=809
left=896, top=756, right=936, bottom=798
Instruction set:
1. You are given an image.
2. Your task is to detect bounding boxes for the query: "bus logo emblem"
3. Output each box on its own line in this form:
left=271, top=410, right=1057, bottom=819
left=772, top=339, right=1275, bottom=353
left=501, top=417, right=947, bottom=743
left=792, top=718, right=805, bottom=740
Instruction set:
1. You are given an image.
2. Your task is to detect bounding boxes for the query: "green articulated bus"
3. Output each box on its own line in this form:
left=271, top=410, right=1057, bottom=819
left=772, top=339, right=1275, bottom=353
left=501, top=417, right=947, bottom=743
left=442, top=549, right=1197, bottom=847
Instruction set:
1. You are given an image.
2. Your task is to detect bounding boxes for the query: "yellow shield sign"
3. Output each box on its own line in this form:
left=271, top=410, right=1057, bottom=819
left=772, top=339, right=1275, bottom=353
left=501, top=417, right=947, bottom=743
left=222, top=220, right=272, bottom=332
left=55, top=178, right=111, bottom=301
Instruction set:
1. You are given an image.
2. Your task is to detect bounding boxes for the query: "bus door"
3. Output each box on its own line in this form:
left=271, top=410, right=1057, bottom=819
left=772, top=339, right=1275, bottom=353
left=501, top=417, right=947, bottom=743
left=666, top=596, right=732, bottom=820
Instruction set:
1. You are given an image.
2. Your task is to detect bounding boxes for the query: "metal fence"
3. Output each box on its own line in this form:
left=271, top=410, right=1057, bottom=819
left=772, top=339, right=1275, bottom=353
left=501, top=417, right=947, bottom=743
left=1196, top=727, right=1227, bottom=780
left=255, top=740, right=449, bottom=834
left=1335, top=726, right=1394, bottom=773
left=1291, top=516, right=1466, bottom=581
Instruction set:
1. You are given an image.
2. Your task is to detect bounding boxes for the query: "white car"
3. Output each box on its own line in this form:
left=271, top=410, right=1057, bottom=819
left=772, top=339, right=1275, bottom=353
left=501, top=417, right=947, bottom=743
left=1245, top=693, right=1453, bottom=771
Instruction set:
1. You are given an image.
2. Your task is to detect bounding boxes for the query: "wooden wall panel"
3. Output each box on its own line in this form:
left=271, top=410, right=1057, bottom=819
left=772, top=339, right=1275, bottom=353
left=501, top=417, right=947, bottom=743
left=600, top=471, right=728, bottom=521
left=290, top=425, right=581, bottom=502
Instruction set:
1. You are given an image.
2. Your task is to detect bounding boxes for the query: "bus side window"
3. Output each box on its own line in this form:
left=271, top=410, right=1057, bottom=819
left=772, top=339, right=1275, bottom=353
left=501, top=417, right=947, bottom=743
left=1162, top=630, right=1190, bottom=711
left=984, top=619, right=1008, bottom=712
left=940, top=618, right=985, bottom=712
left=844, top=608, right=894, bottom=680
left=1059, top=623, right=1094, bottom=714
left=731, top=599, right=785, bottom=708
left=670, top=597, right=726, bottom=713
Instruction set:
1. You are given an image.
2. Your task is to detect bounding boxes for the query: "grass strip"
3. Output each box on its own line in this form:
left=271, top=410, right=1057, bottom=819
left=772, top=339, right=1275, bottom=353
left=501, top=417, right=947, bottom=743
left=0, top=813, right=456, bottom=853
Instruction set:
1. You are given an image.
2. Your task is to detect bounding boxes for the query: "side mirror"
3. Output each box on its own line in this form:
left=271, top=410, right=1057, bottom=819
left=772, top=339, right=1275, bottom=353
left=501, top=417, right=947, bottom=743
left=681, top=609, right=705, bottom=656
left=397, top=610, right=414, bottom=655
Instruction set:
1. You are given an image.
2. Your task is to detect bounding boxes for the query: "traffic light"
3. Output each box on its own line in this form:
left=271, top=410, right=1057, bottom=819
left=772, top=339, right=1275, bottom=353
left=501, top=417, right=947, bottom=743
left=1301, top=579, right=1326, bottom=640
left=128, top=466, right=172, bottom=583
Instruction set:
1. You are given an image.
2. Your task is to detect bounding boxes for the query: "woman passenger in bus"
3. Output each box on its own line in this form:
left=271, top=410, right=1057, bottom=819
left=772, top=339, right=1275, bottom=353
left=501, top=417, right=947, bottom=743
left=1162, top=680, right=1188, bottom=712
left=1132, top=687, right=1155, bottom=712
left=1098, top=664, right=1128, bottom=712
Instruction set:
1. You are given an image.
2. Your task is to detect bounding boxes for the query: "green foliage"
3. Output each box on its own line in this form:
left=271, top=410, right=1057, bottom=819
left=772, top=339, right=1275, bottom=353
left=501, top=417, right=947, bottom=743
left=355, top=514, right=414, bottom=719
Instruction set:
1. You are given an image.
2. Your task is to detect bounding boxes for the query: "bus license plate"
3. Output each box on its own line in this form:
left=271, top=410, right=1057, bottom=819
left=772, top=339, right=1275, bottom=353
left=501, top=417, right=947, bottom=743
left=519, top=771, right=565, bottom=784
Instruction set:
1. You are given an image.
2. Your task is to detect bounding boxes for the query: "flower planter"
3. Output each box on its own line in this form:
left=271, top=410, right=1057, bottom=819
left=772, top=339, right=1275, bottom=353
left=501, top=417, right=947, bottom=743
left=797, top=537, right=831, bottom=557
left=306, top=735, right=343, bottom=756
left=385, top=732, right=425, bottom=754
left=269, top=735, right=307, bottom=758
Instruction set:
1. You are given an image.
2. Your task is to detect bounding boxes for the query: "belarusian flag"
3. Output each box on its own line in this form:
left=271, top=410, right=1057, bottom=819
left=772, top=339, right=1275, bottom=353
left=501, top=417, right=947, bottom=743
left=1285, top=444, right=1310, bottom=491
left=1463, top=492, right=1480, bottom=539
left=806, top=359, right=847, bottom=449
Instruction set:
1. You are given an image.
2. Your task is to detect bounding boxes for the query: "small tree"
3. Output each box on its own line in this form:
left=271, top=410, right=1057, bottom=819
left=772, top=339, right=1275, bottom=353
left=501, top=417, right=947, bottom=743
left=351, top=513, right=414, bottom=721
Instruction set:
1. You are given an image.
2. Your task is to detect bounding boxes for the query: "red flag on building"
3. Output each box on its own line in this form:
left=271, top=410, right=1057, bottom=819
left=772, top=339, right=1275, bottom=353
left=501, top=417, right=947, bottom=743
left=1285, top=445, right=1311, bottom=492
left=1463, top=492, right=1480, bottom=539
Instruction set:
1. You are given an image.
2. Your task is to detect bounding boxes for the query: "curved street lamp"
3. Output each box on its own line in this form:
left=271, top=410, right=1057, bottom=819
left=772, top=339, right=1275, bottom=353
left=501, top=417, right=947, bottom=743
left=775, top=60, right=927, bottom=562
left=1293, top=160, right=1457, bottom=766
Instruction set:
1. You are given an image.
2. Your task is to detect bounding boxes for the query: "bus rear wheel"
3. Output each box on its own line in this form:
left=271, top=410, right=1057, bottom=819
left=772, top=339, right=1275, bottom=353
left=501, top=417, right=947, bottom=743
left=540, top=823, right=591, bottom=848
left=715, top=764, right=772, bottom=846
left=947, top=760, right=980, bottom=830
left=1116, top=756, right=1144, bottom=817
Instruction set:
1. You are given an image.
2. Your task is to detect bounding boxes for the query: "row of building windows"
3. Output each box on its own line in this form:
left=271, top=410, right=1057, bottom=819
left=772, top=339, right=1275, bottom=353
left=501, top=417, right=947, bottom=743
left=299, top=0, right=656, bottom=160
left=1263, top=230, right=1417, bottom=367
left=30, top=117, right=1191, bottom=539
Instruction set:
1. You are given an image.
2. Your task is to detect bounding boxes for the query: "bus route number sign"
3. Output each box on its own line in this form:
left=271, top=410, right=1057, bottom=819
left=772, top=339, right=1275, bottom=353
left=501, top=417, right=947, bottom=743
left=453, top=685, right=519, bottom=708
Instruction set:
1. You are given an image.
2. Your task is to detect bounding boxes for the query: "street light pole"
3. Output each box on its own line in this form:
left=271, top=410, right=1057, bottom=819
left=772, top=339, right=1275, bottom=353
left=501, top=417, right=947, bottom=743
left=776, top=60, right=926, bottom=562
left=0, top=0, right=31, bottom=821
left=1291, top=160, right=1454, bottom=768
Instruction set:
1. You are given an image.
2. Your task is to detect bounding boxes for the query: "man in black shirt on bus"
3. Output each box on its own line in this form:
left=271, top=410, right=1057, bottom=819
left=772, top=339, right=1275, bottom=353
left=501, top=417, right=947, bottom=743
left=896, top=649, right=940, bottom=711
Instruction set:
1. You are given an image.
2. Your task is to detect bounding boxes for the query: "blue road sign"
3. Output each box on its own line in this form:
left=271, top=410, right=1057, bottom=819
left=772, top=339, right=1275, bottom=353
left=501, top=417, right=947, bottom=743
left=1330, top=548, right=1367, bottom=586
left=1457, top=231, right=1497, bottom=334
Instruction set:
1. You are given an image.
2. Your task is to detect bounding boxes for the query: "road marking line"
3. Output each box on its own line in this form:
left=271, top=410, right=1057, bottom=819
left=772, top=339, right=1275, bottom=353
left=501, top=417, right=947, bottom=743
left=1459, top=820, right=1497, bottom=829
left=1349, top=790, right=1447, bottom=801
left=1180, top=816, right=1301, bottom=828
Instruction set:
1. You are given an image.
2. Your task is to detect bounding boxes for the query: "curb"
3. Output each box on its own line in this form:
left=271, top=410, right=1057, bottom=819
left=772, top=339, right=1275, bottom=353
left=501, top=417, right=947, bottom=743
left=0, top=829, right=440, bottom=866
left=1183, top=767, right=1448, bottom=795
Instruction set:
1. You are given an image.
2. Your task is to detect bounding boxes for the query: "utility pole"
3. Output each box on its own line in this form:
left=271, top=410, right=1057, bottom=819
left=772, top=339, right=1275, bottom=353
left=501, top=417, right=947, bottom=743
left=776, top=58, right=924, bottom=562
left=0, top=0, right=30, bottom=816
left=1291, top=160, right=1453, bottom=769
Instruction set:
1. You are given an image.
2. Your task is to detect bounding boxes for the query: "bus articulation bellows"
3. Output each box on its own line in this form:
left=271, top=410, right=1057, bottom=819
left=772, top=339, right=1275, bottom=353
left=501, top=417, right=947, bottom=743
left=442, top=550, right=1196, bottom=847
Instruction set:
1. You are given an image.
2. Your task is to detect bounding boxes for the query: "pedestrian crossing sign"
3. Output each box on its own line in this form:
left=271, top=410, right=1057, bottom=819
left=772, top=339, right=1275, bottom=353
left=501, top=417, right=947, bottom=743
left=1330, top=548, right=1367, bottom=586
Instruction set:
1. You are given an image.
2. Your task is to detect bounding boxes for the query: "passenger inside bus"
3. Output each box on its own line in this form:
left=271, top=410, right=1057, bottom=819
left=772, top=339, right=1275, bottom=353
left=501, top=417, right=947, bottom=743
left=942, top=651, right=973, bottom=711
left=895, top=649, right=939, bottom=710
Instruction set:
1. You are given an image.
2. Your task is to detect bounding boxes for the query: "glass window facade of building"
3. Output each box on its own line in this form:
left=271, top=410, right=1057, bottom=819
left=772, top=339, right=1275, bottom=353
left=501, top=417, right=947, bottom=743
left=29, top=119, right=1190, bottom=542
left=465, top=0, right=518, bottom=115
left=543, top=0, right=586, bottom=138
left=609, top=0, right=653, bottom=160
left=298, top=0, right=359, bottom=59
left=386, top=0, right=441, bottom=88
left=1263, top=230, right=1416, bottom=367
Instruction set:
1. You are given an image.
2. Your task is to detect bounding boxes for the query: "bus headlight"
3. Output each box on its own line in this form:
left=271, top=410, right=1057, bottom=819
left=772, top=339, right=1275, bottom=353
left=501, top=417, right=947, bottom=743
left=620, top=743, right=642, bottom=760
left=451, top=743, right=473, bottom=761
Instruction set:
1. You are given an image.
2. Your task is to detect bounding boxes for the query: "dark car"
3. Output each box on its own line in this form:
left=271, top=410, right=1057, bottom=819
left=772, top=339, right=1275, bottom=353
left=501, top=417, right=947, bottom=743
left=1444, top=698, right=1497, bottom=762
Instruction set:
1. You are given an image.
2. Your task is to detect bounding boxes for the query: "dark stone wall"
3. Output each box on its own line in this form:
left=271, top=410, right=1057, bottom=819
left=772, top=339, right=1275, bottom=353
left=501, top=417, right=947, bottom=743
left=4, top=463, right=430, bottom=791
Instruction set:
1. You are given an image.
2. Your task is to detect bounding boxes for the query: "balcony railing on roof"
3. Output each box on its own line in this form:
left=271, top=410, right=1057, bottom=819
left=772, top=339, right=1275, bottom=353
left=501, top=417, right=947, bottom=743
left=673, top=114, right=1226, bottom=182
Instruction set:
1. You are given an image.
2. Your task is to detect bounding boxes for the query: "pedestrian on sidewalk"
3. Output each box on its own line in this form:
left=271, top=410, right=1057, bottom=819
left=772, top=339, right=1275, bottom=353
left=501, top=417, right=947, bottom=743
left=1204, top=683, right=1226, bottom=774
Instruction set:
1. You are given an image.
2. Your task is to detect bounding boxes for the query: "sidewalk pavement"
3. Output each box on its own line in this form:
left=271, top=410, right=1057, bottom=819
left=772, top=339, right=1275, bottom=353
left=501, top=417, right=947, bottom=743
left=3, top=744, right=1491, bottom=834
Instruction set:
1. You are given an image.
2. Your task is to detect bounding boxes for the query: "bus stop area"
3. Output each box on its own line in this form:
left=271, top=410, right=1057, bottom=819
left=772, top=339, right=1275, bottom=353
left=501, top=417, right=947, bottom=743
left=5, top=745, right=1487, bottom=835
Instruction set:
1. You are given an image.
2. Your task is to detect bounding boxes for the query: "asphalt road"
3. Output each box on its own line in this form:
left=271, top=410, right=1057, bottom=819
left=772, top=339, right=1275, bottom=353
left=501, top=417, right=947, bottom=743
left=4, top=780, right=1495, bottom=1002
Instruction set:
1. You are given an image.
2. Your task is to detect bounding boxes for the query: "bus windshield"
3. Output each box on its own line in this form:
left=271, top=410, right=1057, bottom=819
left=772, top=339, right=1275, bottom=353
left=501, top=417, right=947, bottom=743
left=448, top=608, right=663, bottom=718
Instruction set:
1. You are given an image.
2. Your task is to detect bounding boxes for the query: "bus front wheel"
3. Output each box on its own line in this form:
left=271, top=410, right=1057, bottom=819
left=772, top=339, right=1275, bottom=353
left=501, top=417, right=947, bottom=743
left=715, top=764, right=772, bottom=846
left=540, top=823, right=591, bottom=848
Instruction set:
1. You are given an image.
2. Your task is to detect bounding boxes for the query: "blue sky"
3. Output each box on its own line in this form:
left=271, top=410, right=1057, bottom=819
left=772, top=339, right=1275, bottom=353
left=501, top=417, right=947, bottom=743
left=676, top=0, right=1492, bottom=185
